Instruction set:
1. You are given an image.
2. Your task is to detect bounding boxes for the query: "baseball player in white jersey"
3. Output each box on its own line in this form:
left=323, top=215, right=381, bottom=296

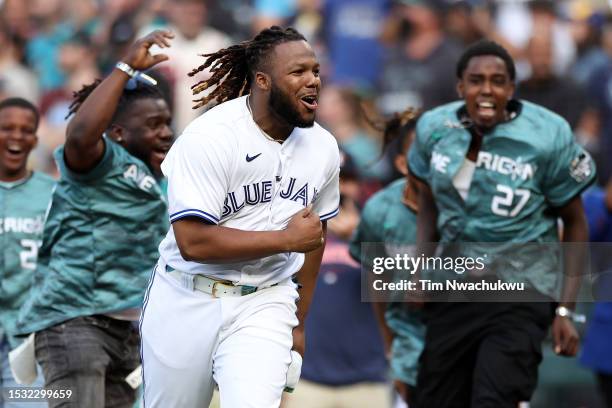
left=140, top=26, right=340, bottom=407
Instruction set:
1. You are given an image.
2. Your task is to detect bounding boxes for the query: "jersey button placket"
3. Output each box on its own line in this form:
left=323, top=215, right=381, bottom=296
left=267, top=151, right=288, bottom=227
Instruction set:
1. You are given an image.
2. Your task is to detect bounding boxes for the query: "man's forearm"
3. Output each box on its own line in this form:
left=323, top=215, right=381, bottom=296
left=559, top=221, right=588, bottom=309
left=174, top=220, right=293, bottom=263
left=559, top=197, right=589, bottom=309
left=295, top=227, right=327, bottom=327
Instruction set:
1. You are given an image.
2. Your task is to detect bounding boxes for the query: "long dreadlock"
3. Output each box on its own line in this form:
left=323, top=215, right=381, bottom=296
left=364, top=107, right=419, bottom=160
left=380, top=108, right=419, bottom=158
left=189, top=26, right=306, bottom=110
left=66, top=78, right=164, bottom=122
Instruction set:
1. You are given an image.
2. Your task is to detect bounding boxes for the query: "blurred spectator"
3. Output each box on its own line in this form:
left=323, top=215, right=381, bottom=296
left=586, top=22, right=612, bottom=183
left=377, top=0, right=461, bottom=114
left=0, top=21, right=39, bottom=103
left=493, top=0, right=576, bottom=79
left=444, top=0, right=483, bottom=46
left=318, top=86, right=391, bottom=183
left=94, top=0, right=145, bottom=73
left=31, top=31, right=103, bottom=176
left=290, top=0, right=323, bottom=45
left=517, top=31, right=589, bottom=130
left=321, top=0, right=390, bottom=92
left=569, top=10, right=608, bottom=85
left=252, top=0, right=297, bottom=34
left=0, top=0, right=33, bottom=47
left=283, top=151, right=390, bottom=408
left=57, top=33, right=100, bottom=96
left=528, top=0, right=576, bottom=76
left=25, top=0, right=74, bottom=91
left=207, top=0, right=252, bottom=39
left=143, top=0, right=231, bottom=132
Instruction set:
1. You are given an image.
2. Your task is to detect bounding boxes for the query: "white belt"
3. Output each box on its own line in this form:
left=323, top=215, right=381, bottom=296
left=160, top=262, right=261, bottom=297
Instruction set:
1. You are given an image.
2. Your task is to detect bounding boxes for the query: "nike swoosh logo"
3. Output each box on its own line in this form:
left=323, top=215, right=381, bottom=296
left=246, top=153, right=262, bottom=162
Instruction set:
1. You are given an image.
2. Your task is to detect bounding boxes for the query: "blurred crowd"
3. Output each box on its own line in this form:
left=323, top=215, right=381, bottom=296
left=0, top=0, right=610, bottom=189
left=2, top=0, right=612, bottom=406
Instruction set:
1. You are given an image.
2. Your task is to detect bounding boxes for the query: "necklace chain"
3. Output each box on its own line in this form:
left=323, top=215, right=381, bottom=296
left=246, top=96, right=284, bottom=143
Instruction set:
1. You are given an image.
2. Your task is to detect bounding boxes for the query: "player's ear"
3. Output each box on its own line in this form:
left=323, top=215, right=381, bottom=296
left=108, top=124, right=126, bottom=145
left=456, top=81, right=464, bottom=99
left=254, top=71, right=271, bottom=92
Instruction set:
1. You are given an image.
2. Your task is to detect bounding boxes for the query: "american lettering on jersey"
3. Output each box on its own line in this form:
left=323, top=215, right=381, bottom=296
left=0, top=215, right=45, bottom=235
left=123, top=164, right=157, bottom=192
left=475, top=151, right=535, bottom=181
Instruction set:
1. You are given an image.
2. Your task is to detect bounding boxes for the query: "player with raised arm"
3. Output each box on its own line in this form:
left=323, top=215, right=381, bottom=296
left=140, top=26, right=340, bottom=408
left=16, top=31, right=174, bottom=408
left=408, top=40, right=596, bottom=408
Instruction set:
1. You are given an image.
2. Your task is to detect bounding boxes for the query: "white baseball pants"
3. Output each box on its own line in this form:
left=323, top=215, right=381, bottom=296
left=140, top=265, right=299, bottom=407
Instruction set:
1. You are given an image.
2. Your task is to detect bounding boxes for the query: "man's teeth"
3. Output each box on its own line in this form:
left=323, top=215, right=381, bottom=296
left=478, top=102, right=495, bottom=109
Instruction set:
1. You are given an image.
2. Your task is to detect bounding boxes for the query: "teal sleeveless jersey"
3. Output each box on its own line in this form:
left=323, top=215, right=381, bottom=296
left=408, top=100, right=597, bottom=298
left=349, top=179, right=425, bottom=386
left=0, top=172, right=54, bottom=344
left=17, top=138, right=168, bottom=333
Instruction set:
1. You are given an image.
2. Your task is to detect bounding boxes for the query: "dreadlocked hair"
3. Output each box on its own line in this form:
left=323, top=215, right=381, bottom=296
left=66, top=79, right=164, bottom=122
left=189, top=26, right=306, bottom=110
left=381, top=108, right=419, bottom=157
left=364, top=108, right=419, bottom=160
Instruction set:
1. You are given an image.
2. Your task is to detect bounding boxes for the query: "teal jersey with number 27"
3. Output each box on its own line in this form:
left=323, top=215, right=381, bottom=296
left=408, top=100, right=596, bottom=298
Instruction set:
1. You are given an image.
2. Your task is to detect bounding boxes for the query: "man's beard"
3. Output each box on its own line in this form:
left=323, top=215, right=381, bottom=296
left=269, top=84, right=315, bottom=128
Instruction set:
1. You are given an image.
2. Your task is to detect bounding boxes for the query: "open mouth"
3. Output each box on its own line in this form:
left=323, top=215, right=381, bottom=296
left=5, top=144, right=25, bottom=158
left=476, top=101, right=496, bottom=119
left=300, top=94, right=318, bottom=111
left=152, top=146, right=170, bottom=162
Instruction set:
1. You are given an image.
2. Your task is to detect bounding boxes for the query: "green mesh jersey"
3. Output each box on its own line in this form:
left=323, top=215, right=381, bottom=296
left=349, top=179, right=425, bottom=386
left=408, top=100, right=597, bottom=298
left=17, top=138, right=168, bottom=334
left=0, top=172, right=54, bottom=344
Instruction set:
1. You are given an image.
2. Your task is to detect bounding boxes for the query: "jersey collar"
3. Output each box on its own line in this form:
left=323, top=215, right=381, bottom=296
left=0, top=171, right=34, bottom=190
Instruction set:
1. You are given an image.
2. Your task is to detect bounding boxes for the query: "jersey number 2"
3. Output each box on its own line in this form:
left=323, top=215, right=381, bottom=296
left=20, top=239, right=41, bottom=270
left=491, top=184, right=530, bottom=217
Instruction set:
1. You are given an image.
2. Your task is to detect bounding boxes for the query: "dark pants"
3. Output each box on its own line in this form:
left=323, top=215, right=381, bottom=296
left=598, top=372, right=612, bottom=408
left=415, top=300, right=554, bottom=408
left=35, top=316, right=140, bottom=408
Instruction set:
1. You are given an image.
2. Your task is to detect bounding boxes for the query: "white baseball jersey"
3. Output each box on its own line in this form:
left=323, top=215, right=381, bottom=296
left=158, top=95, right=340, bottom=287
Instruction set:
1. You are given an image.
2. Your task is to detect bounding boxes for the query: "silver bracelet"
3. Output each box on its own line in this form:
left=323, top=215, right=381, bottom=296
left=555, top=306, right=586, bottom=323
left=115, top=61, right=157, bottom=86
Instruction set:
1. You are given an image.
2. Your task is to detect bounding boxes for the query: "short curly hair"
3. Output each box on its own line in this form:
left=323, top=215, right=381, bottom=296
left=456, top=40, right=516, bottom=81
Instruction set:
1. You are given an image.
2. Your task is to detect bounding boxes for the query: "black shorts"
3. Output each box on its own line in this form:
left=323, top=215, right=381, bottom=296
left=415, top=298, right=555, bottom=408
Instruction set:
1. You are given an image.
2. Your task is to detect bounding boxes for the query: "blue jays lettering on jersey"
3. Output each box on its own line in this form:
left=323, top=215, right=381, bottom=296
left=0, top=172, right=54, bottom=346
left=16, top=139, right=168, bottom=334
left=408, top=100, right=597, bottom=298
left=159, top=95, right=341, bottom=288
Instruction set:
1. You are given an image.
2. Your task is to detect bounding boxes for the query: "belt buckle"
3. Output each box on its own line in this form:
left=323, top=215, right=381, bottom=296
left=211, top=281, right=223, bottom=298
